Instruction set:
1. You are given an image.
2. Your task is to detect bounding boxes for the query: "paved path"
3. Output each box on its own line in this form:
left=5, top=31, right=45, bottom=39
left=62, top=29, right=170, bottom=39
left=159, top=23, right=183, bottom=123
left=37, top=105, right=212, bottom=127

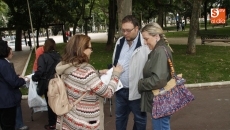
left=9, top=35, right=230, bottom=130
left=21, top=86, right=230, bottom=130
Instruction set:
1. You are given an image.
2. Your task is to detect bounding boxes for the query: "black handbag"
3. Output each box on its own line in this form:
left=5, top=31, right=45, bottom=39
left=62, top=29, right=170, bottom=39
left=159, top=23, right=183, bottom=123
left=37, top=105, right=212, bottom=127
left=37, top=78, right=49, bottom=96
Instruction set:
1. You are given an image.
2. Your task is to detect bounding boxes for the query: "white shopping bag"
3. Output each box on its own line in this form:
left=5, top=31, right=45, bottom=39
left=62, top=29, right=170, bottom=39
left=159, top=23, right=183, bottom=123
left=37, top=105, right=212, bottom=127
left=27, top=74, right=47, bottom=108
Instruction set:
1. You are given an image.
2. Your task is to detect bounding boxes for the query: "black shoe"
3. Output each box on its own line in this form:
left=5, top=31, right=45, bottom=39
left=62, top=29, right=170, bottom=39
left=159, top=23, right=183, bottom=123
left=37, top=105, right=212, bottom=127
left=44, top=124, right=56, bottom=130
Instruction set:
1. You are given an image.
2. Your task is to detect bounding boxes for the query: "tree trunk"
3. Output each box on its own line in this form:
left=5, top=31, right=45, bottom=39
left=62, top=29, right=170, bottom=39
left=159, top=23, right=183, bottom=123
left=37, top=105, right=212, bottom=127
left=106, top=0, right=117, bottom=51
left=62, top=24, right=67, bottom=43
left=28, top=30, right=31, bottom=45
left=73, top=23, right=77, bottom=35
left=157, top=7, right=164, bottom=27
left=84, top=18, right=89, bottom=36
left=15, top=28, right=22, bottom=51
left=187, top=0, right=202, bottom=54
left=164, top=11, right=167, bottom=27
left=36, top=28, right=40, bottom=47
left=117, top=0, right=132, bottom=36
left=204, top=0, right=207, bottom=31
left=23, top=31, right=27, bottom=46
left=46, top=28, right=49, bottom=39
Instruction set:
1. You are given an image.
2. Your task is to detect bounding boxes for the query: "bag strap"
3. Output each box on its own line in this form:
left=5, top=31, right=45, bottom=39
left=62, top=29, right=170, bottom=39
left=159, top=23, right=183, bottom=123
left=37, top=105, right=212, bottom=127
left=59, top=92, right=88, bottom=130
left=61, top=64, right=89, bottom=105
left=161, top=46, right=175, bottom=78
left=72, top=92, right=88, bottom=105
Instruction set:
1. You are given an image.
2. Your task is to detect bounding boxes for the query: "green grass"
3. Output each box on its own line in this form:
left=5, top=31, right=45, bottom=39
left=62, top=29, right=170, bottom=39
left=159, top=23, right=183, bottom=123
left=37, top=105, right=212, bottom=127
left=172, top=45, right=230, bottom=83
left=25, top=43, right=230, bottom=84
left=164, top=19, right=230, bottom=38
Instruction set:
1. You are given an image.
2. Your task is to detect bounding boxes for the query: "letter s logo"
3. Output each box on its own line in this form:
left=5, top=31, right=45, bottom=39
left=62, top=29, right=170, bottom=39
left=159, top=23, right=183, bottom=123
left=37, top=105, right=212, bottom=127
left=211, top=9, right=219, bottom=18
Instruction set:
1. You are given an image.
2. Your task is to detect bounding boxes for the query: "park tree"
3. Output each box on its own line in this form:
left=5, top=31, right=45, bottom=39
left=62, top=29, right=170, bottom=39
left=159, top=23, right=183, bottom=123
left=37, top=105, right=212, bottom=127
left=106, top=0, right=117, bottom=50
left=117, top=0, right=132, bottom=36
left=51, top=0, right=77, bottom=43
left=187, top=0, right=203, bottom=54
left=133, top=0, right=157, bottom=26
left=93, top=0, right=109, bottom=33
left=69, top=0, right=84, bottom=35
left=82, top=0, right=96, bottom=35
left=29, top=0, right=54, bottom=47
left=0, top=1, right=8, bottom=28
left=3, top=0, right=29, bottom=51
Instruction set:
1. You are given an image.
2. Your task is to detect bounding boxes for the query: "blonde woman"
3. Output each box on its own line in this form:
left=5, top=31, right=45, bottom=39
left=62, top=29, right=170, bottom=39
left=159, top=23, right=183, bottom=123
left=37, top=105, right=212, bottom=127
left=138, top=22, right=173, bottom=130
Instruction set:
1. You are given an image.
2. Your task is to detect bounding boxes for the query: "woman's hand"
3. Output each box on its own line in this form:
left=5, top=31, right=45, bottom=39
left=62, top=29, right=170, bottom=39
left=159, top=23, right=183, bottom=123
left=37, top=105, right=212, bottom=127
left=99, top=69, right=108, bottom=75
left=113, top=64, right=123, bottom=74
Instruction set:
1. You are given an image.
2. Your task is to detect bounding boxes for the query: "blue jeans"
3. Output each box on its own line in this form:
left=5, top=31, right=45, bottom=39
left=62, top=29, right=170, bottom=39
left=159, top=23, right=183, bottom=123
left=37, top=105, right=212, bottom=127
left=115, top=88, right=147, bottom=130
left=15, top=104, right=24, bottom=129
left=152, top=116, right=171, bottom=130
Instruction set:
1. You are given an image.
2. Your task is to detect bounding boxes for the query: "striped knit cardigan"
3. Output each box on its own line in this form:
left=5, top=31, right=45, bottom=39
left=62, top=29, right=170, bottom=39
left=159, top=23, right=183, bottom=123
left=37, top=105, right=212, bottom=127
left=55, top=63, right=120, bottom=130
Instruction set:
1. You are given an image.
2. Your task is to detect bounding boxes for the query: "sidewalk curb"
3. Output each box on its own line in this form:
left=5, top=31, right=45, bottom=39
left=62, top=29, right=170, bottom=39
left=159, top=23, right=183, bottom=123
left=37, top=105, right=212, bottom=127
left=185, top=81, right=230, bottom=88
left=22, top=48, right=33, bottom=77
left=21, top=81, right=230, bottom=100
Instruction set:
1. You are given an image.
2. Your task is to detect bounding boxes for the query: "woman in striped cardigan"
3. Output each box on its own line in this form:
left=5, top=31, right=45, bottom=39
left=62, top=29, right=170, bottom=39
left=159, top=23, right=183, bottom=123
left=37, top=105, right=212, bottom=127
left=55, top=34, right=122, bottom=130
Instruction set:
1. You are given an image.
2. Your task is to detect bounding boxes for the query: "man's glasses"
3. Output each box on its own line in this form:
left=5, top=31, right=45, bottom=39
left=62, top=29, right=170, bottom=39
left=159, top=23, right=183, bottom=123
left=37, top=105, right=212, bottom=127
left=121, top=27, right=135, bottom=33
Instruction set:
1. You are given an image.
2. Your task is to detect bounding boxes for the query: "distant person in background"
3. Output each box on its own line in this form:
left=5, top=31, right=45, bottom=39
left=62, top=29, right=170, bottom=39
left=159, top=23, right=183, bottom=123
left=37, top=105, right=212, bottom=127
left=28, top=41, right=32, bottom=50
left=0, top=40, right=27, bottom=130
left=32, top=46, right=44, bottom=72
left=176, top=21, right=180, bottom=31
left=6, top=47, right=29, bottom=130
left=181, top=22, right=185, bottom=31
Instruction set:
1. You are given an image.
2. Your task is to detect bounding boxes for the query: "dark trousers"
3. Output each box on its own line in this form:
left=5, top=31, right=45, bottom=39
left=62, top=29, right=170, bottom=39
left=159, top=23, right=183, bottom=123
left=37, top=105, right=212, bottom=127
left=0, top=106, right=17, bottom=130
left=15, top=104, right=24, bottom=129
left=115, top=88, right=147, bottom=130
left=44, top=89, right=57, bottom=126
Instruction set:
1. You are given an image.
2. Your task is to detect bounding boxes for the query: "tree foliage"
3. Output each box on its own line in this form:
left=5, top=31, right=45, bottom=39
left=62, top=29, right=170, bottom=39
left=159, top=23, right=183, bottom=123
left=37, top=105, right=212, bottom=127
left=0, top=1, right=9, bottom=28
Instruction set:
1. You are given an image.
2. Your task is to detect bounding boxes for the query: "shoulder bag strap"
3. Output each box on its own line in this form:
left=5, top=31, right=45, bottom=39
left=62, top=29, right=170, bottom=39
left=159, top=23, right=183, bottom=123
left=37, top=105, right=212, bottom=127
left=59, top=91, right=88, bottom=130
left=161, top=46, right=175, bottom=78
left=72, top=92, right=88, bottom=105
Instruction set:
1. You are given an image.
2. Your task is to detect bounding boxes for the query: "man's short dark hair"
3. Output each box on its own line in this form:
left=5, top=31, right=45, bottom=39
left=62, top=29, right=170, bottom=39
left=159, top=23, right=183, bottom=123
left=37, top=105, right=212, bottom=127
left=122, top=15, right=139, bottom=27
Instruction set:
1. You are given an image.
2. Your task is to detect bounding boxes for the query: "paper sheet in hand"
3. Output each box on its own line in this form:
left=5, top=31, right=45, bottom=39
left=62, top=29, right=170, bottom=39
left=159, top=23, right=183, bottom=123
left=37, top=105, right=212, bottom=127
left=100, top=68, right=123, bottom=92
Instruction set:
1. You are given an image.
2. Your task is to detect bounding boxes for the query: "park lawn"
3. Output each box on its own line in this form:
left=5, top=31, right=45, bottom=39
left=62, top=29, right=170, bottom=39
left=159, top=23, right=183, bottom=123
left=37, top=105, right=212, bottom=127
left=164, top=19, right=230, bottom=38
left=21, top=42, right=230, bottom=95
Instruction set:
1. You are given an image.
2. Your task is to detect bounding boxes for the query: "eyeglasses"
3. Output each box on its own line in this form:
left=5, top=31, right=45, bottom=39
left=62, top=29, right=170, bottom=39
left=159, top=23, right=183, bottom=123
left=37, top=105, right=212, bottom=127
left=87, top=47, right=93, bottom=51
left=121, top=27, right=135, bottom=33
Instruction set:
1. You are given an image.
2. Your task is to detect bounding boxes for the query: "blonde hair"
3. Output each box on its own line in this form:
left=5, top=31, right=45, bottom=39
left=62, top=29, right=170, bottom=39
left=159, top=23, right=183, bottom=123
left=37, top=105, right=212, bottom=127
left=141, top=22, right=173, bottom=52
